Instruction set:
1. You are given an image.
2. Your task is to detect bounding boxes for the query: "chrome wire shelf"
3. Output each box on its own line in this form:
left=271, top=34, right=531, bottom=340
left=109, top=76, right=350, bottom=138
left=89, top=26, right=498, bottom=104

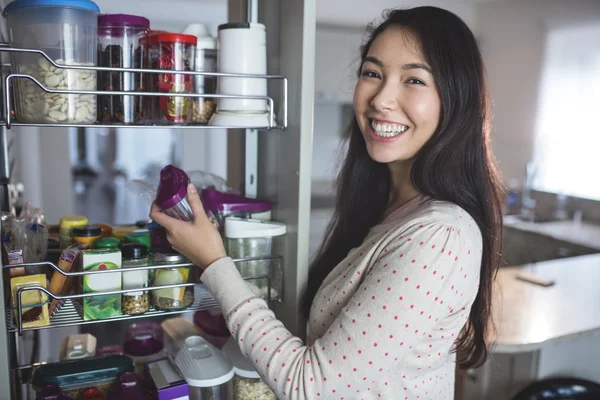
left=4, top=256, right=282, bottom=335
left=0, top=44, right=288, bottom=130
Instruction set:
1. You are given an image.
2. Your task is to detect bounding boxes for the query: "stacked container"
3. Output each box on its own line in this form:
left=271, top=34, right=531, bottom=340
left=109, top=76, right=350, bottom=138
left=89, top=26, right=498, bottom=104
left=3, top=0, right=100, bottom=124
left=97, top=14, right=150, bottom=123
left=144, top=33, right=196, bottom=123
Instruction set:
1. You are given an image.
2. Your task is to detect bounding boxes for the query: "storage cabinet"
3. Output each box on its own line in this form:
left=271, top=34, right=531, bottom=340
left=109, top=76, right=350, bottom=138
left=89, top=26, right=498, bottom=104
left=0, top=0, right=317, bottom=398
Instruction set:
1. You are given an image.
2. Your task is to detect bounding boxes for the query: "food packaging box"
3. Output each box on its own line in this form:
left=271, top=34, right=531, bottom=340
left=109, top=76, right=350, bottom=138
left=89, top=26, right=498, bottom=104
left=10, top=274, right=50, bottom=329
left=80, top=249, right=121, bottom=320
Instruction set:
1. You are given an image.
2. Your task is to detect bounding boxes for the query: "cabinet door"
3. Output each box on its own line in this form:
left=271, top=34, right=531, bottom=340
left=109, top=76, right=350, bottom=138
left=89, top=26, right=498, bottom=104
left=314, top=26, right=364, bottom=103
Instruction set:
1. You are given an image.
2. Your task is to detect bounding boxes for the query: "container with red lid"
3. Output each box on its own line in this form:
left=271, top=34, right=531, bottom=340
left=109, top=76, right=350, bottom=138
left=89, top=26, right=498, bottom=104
left=144, top=32, right=196, bottom=123
left=98, top=14, right=150, bottom=123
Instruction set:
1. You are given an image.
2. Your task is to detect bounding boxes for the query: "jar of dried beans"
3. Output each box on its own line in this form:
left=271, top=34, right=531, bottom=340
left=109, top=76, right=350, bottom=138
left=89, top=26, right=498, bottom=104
left=98, top=14, right=150, bottom=123
left=145, top=33, right=196, bottom=123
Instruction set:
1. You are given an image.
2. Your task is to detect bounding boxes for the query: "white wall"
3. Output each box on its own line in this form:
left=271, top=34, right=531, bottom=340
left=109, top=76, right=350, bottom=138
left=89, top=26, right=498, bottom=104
left=476, top=0, right=600, bottom=184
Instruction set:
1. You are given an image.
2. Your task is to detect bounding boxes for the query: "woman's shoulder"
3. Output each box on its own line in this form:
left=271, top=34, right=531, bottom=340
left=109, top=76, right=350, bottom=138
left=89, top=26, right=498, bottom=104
left=380, top=198, right=482, bottom=243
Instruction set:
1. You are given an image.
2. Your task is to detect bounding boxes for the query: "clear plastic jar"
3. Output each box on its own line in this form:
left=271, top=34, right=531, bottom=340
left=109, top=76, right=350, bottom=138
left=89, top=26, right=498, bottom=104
left=150, top=250, right=194, bottom=311
left=145, top=33, right=196, bottom=123
left=3, top=0, right=99, bottom=124
left=97, top=14, right=150, bottom=123
left=121, top=243, right=149, bottom=315
left=233, top=375, right=277, bottom=400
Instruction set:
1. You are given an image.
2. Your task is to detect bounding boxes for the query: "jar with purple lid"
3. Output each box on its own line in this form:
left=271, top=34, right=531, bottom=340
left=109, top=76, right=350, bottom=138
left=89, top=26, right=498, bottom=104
left=98, top=14, right=150, bottom=123
left=201, top=188, right=272, bottom=230
left=37, top=384, right=73, bottom=400
left=155, top=165, right=194, bottom=221
left=107, top=372, right=151, bottom=399
left=123, top=322, right=165, bottom=379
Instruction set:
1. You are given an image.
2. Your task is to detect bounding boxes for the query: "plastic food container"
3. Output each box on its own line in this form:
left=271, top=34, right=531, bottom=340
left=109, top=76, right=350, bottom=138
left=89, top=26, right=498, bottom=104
left=96, top=345, right=124, bottom=357
left=223, top=337, right=276, bottom=400
left=59, top=333, right=97, bottom=360
left=37, top=384, right=74, bottom=400
left=72, top=225, right=102, bottom=247
left=201, top=189, right=272, bottom=229
left=151, top=249, right=194, bottom=311
left=97, top=14, right=150, bottom=123
left=155, top=164, right=194, bottom=221
left=224, top=218, right=286, bottom=300
left=193, top=310, right=230, bottom=349
left=145, top=33, right=196, bottom=123
left=121, top=243, right=149, bottom=315
left=59, top=215, right=89, bottom=249
left=31, top=355, right=134, bottom=399
left=124, top=322, right=166, bottom=379
left=3, top=0, right=100, bottom=124
left=107, top=371, right=151, bottom=399
left=182, top=24, right=217, bottom=124
left=173, top=336, right=234, bottom=400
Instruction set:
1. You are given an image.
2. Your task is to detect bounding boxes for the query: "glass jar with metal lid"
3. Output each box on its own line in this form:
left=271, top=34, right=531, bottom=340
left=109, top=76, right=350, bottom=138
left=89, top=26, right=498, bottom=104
left=121, top=243, right=149, bottom=315
left=150, top=247, right=194, bottom=311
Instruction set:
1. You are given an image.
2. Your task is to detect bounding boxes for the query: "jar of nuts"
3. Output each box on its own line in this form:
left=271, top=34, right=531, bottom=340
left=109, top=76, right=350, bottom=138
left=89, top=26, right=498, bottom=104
left=121, top=243, right=149, bottom=315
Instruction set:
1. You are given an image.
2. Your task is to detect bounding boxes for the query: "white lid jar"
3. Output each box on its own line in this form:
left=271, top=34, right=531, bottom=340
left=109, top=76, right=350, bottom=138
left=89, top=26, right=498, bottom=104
left=223, top=337, right=276, bottom=400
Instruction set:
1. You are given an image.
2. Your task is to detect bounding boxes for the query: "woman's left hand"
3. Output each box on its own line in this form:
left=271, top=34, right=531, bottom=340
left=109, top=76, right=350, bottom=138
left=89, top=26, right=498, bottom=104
left=149, top=183, right=226, bottom=269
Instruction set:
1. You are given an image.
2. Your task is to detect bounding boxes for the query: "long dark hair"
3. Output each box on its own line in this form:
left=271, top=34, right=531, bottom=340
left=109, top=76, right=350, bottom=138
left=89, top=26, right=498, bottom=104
left=303, top=6, right=503, bottom=370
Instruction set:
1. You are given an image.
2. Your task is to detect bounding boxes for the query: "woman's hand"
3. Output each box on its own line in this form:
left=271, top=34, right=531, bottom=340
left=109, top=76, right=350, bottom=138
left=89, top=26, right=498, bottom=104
left=149, top=183, right=226, bottom=269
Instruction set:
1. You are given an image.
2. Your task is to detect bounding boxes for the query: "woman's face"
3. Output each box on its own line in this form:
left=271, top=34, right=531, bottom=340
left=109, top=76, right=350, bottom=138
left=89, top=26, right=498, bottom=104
left=353, top=26, right=442, bottom=165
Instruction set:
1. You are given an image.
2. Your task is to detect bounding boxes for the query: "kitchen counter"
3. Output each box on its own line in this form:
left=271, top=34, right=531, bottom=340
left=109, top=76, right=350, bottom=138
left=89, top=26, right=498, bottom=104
left=492, top=253, right=600, bottom=353
left=503, top=216, right=600, bottom=251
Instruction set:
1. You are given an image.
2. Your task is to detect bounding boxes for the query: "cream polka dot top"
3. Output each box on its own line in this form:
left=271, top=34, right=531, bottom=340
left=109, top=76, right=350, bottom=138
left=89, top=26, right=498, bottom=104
left=202, top=196, right=483, bottom=400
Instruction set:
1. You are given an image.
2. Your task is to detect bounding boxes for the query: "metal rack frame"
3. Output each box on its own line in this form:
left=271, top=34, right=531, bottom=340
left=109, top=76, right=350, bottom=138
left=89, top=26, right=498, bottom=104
left=0, top=44, right=288, bottom=130
left=4, top=255, right=283, bottom=335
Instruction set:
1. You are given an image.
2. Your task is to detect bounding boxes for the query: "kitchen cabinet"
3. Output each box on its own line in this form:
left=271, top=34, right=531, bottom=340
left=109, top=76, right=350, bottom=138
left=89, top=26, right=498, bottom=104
left=314, top=25, right=364, bottom=103
left=0, top=0, right=316, bottom=398
left=501, top=226, right=598, bottom=266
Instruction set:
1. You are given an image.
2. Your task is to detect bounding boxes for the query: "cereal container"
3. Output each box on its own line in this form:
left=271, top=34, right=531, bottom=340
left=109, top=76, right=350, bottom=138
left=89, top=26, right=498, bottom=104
left=97, top=14, right=150, bottom=123
left=3, top=0, right=100, bottom=124
left=145, top=33, right=196, bottom=123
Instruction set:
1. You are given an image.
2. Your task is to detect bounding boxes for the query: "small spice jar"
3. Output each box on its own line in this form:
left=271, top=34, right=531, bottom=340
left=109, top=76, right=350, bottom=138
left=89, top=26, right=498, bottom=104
left=150, top=249, right=194, bottom=311
left=98, top=14, right=150, bottom=123
left=121, top=243, right=149, bottom=315
left=72, top=225, right=103, bottom=247
left=59, top=215, right=89, bottom=249
left=124, top=231, right=151, bottom=249
left=182, top=24, right=217, bottom=124
left=145, top=32, right=197, bottom=123
left=94, top=237, right=120, bottom=250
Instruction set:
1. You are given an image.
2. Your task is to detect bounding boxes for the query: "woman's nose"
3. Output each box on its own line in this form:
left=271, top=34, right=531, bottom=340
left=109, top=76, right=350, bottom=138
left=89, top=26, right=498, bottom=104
left=370, top=81, right=399, bottom=112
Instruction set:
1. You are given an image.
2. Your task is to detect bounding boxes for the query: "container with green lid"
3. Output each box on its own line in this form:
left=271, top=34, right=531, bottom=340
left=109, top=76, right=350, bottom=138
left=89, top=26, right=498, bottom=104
left=94, top=237, right=120, bottom=249
left=32, top=355, right=133, bottom=398
left=72, top=225, right=103, bottom=247
left=125, top=231, right=151, bottom=248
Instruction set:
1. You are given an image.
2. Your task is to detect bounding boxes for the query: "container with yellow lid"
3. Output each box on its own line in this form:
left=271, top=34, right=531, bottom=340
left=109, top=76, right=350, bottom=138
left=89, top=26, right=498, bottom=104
left=112, top=226, right=137, bottom=241
left=59, top=215, right=89, bottom=249
left=72, top=225, right=103, bottom=247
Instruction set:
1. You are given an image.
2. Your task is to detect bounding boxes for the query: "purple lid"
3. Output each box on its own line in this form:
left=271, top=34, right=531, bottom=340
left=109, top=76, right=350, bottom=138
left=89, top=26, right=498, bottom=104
left=201, top=189, right=272, bottom=213
left=107, top=372, right=150, bottom=399
left=124, top=322, right=164, bottom=357
left=38, top=384, right=73, bottom=400
left=98, top=14, right=150, bottom=28
left=155, top=165, right=190, bottom=211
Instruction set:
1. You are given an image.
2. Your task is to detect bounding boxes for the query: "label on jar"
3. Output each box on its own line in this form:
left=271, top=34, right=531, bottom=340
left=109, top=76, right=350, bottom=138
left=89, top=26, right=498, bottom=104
left=122, top=269, right=148, bottom=296
left=153, top=268, right=189, bottom=300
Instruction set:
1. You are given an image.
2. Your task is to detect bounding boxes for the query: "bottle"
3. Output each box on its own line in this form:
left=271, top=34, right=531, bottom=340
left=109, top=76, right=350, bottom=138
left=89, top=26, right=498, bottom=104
left=155, top=165, right=194, bottom=221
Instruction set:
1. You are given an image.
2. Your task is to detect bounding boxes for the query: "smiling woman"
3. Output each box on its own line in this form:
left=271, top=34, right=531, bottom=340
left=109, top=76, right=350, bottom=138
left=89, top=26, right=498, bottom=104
left=153, top=6, right=503, bottom=400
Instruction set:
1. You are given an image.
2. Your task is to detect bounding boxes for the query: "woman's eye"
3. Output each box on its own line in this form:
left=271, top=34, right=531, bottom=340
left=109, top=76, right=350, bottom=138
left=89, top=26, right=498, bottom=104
left=407, top=78, right=425, bottom=85
left=361, top=70, right=381, bottom=79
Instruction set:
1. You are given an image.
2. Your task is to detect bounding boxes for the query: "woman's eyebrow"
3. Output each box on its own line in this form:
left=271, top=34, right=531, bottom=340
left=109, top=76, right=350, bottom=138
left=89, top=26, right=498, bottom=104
left=363, top=56, right=432, bottom=74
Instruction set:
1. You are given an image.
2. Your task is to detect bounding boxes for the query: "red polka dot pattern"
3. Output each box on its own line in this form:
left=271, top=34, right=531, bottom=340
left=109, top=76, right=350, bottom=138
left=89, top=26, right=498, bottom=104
left=207, top=200, right=481, bottom=399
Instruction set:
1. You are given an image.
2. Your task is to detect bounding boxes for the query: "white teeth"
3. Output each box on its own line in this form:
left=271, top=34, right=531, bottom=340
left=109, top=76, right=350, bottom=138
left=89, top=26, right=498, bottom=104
left=371, top=120, right=407, bottom=137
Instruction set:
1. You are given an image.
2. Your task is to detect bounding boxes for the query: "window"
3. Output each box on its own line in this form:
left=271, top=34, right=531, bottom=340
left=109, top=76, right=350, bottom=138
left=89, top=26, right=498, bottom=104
left=532, top=23, right=600, bottom=200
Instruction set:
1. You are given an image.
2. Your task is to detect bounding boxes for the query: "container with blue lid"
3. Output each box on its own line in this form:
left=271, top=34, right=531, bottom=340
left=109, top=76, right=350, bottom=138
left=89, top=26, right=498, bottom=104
left=3, top=0, right=100, bottom=124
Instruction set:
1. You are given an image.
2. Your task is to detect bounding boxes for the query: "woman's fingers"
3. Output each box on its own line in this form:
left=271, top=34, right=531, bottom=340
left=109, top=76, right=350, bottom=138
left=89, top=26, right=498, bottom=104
left=149, top=202, right=173, bottom=229
left=186, top=184, right=208, bottom=224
